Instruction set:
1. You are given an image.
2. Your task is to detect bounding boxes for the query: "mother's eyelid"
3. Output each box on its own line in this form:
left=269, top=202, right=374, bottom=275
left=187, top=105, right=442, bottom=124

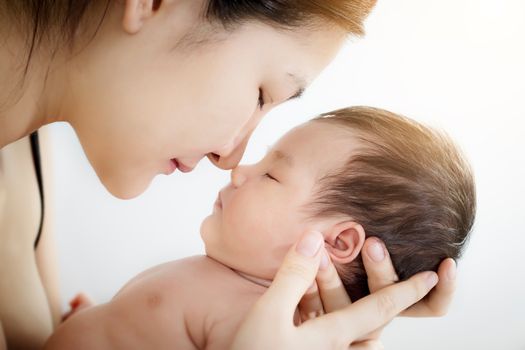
left=267, top=72, right=306, bottom=104
left=263, top=88, right=274, bottom=105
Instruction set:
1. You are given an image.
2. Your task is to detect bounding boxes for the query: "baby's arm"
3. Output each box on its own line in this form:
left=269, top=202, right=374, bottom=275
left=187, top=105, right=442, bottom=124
left=43, top=303, right=116, bottom=349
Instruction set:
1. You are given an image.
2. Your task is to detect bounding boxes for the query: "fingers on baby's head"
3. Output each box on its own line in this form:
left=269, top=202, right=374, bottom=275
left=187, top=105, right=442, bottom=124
left=307, top=106, right=476, bottom=301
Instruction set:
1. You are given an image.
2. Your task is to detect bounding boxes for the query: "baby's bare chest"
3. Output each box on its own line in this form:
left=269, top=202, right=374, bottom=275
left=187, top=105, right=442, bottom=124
left=197, top=294, right=259, bottom=350
left=111, top=257, right=265, bottom=350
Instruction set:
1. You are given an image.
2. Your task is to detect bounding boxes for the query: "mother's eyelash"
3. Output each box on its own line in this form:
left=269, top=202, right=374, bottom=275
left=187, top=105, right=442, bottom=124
left=258, top=88, right=265, bottom=109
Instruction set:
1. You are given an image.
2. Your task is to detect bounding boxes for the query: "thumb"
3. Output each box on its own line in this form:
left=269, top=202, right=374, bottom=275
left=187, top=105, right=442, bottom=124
left=260, top=230, right=324, bottom=318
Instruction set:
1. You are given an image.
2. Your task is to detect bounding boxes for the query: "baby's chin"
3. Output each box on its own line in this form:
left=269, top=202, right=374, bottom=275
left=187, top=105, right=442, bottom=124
left=200, top=240, right=273, bottom=283
left=198, top=225, right=228, bottom=265
left=198, top=221, right=279, bottom=283
left=198, top=217, right=213, bottom=245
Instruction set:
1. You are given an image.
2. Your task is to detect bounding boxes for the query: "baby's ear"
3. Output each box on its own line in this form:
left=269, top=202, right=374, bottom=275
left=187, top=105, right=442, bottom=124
left=324, top=221, right=365, bottom=264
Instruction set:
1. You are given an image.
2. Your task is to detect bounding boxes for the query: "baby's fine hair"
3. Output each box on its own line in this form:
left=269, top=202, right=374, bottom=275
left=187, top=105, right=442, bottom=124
left=309, top=106, right=476, bottom=301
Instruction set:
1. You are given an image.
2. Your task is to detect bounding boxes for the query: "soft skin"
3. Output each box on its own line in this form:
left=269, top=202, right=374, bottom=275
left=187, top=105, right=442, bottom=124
left=44, top=256, right=268, bottom=350
left=0, top=0, right=345, bottom=199
left=0, top=0, right=458, bottom=348
left=0, top=1, right=345, bottom=346
left=201, top=122, right=364, bottom=280
left=44, top=121, right=440, bottom=349
left=43, top=255, right=387, bottom=350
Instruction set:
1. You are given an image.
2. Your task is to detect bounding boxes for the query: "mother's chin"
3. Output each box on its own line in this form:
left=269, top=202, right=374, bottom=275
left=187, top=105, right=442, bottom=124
left=95, top=164, right=155, bottom=200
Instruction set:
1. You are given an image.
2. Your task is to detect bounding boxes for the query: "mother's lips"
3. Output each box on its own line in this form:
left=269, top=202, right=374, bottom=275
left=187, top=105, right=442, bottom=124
left=171, top=159, right=194, bottom=173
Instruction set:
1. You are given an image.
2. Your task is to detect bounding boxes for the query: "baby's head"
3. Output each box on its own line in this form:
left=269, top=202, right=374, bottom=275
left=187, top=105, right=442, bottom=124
left=200, top=106, right=476, bottom=300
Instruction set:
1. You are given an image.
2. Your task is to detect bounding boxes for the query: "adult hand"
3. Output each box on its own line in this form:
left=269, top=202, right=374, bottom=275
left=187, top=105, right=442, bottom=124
left=230, top=231, right=438, bottom=350
left=362, top=237, right=456, bottom=317
left=297, top=235, right=457, bottom=343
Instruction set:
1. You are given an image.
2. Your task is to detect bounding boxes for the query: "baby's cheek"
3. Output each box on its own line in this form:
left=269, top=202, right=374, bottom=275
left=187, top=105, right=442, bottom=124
left=226, top=192, right=268, bottom=229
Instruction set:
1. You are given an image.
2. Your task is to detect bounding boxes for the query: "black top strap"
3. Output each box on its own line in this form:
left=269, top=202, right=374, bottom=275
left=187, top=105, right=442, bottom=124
left=30, top=131, right=44, bottom=249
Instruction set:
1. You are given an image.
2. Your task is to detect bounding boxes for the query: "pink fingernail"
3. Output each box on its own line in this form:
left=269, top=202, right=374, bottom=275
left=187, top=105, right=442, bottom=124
left=447, top=260, right=457, bottom=280
left=367, top=238, right=385, bottom=262
left=426, top=272, right=438, bottom=288
left=319, top=250, right=330, bottom=270
left=296, top=231, right=323, bottom=257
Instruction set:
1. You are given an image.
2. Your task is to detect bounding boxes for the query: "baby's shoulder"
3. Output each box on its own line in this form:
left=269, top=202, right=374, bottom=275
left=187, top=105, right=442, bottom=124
left=113, top=256, right=226, bottom=294
left=108, top=256, right=257, bottom=349
left=145, top=255, right=259, bottom=311
left=110, top=256, right=230, bottom=316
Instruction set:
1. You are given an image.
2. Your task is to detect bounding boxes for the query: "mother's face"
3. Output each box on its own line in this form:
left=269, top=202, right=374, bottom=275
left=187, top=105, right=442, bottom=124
left=63, top=0, right=345, bottom=199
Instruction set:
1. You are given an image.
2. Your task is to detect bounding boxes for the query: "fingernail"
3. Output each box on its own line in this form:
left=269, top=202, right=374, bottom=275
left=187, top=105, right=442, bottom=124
left=447, top=259, right=457, bottom=280
left=319, top=250, right=330, bottom=270
left=296, top=231, right=323, bottom=257
left=367, top=238, right=385, bottom=262
left=426, top=272, right=438, bottom=288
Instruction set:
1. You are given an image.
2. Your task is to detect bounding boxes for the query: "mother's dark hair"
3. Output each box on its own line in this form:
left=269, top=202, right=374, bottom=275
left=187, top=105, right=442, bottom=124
left=205, top=0, right=376, bottom=34
left=2, top=0, right=376, bottom=76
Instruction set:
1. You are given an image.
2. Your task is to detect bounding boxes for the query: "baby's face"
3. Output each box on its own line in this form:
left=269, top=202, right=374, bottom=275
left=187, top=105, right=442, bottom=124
left=200, top=121, right=358, bottom=280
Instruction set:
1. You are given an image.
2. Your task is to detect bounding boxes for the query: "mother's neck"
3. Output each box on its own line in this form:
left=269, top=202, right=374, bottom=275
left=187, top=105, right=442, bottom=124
left=0, top=35, right=68, bottom=148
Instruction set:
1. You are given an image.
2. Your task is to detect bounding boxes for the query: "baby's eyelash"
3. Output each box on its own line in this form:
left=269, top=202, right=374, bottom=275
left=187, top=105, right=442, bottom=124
left=264, top=173, right=277, bottom=181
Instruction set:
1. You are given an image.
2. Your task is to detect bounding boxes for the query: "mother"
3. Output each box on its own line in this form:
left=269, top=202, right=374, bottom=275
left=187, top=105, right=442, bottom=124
left=0, top=1, right=457, bottom=349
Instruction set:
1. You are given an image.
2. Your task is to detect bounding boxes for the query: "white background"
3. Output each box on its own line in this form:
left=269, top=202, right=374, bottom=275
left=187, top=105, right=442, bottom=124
left=48, top=0, right=525, bottom=349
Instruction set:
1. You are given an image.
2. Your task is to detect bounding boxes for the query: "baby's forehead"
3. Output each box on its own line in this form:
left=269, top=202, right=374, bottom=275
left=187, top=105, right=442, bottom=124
left=281, top=121, right=361, bottom=153
left=271, top=121, right=361, bottom=173
left=279, top=120, right=356, bottom=143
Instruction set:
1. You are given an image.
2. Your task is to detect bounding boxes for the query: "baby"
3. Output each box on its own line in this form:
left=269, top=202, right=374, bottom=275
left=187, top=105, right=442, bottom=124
left=44, top=106, right=476, bottom=349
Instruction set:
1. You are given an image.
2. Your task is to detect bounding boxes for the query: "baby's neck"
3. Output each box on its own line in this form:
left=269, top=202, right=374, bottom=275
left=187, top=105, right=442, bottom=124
left=233, top=270, right=272, bottom=288
left=204, top=254, right=272, bottom=289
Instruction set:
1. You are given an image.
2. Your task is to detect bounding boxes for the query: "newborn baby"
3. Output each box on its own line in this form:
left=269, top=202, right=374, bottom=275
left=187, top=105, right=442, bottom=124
left=44, top=106, right=476, bottom=349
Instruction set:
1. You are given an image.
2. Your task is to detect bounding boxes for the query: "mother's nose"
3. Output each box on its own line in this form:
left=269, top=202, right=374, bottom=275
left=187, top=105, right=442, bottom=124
left=207, top=132, right=252, bottom=170
left=230, top=165, right=248, bottom=188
